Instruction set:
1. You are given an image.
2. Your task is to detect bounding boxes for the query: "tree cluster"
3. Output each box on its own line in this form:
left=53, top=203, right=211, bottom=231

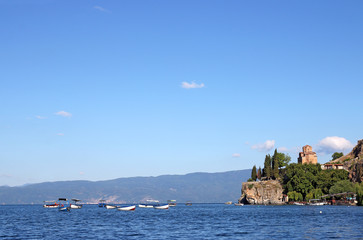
left=283, top=163, right=348, bottom=200
left=262, top=149, right=291, bottom=180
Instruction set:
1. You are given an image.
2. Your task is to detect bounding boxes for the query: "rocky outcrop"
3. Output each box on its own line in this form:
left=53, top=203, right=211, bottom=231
left=331, top=139, right=363, bottom=164
left=330, top=139, right=363, bottom=183
left=238, top=180, right=285, bottom=205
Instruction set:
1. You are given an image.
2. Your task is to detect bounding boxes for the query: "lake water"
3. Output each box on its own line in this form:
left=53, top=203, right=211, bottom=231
left=1, top=204, right=362, bottom=239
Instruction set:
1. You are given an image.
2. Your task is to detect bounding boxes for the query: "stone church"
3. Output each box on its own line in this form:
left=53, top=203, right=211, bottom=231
left=298, top=145, right=317, bottom=164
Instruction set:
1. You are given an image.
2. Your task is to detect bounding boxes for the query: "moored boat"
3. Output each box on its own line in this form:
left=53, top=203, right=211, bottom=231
left=43, top=201, right=59, bottom=208
left=58, top=198, right=71, bottom=212
left=167, top=200, right=177, bottom=206
left=117, top=205, right=136, bottom=211
left=154, top=204, right=169, bottom=210
left=70, top=199, right=82, bottom=209
left=105, top=204, right=117, bottom=209
left=138, top=200, right=159, bottom=208
left=98, top=200, right=107, bottom=208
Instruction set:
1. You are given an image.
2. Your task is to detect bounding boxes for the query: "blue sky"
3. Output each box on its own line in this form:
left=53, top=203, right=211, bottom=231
left=1, top=0, right=362, bottom=186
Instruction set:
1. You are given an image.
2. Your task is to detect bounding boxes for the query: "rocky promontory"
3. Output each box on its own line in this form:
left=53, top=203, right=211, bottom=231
left=238, top=180, right=285, bottom=205
left=330, top=139, right=363, bottom=183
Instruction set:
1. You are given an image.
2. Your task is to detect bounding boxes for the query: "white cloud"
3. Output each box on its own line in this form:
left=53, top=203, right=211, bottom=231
left=251, top=140, right=275, bottom=152
left=317, top=136, right=354, bottom=153
left=57, top=133, right=64, bottom=136
left=94, top=6, right=110, bottom=13
left=36, top=115, right=47, bottom=119
left=232, top=153, right=241, bottom=158
left=181, top=81, right=205, bottom=89
left=55, top=111, right=72, bottom=117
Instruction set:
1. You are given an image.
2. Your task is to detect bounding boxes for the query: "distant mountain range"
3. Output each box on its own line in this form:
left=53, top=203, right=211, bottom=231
left=0, top=170, right=250, bottom=204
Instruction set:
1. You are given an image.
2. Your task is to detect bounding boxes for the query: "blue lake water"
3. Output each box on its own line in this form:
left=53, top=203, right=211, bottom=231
left=1, top=204, right=362, bottom=239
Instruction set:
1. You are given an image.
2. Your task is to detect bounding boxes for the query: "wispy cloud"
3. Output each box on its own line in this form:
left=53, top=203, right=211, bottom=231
left=317, top=136, right=353, bottom=153
left=181, top=81, right=205, bottom=89
left=232, top=153, right=241, bottom=158
left=94, top=6, right=110, bottom=13
left=55, top=111, right=72, bottom=118
left=251, top=140, right=275, bottom=152
left=35, top=115, right=47, bottom=119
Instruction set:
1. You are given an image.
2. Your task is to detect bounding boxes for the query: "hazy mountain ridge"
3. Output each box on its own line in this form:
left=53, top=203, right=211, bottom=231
left=0, top=170, right=250, bottom=204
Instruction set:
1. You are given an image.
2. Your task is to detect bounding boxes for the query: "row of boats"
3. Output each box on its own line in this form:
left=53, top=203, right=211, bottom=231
left=43, top=199, right=180, bottom=211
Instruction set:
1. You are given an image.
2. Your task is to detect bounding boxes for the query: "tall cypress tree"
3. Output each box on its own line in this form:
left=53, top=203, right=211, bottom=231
left=257, top=167, right=262, bottom=180
left=251, top=165, right=257, bottom=181
left=273, top=156, right=279, bottom=179
left=264, top=155, right=271, bottom=179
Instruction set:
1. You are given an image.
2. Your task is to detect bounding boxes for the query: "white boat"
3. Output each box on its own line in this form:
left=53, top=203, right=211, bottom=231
left=43, top=201, right=59, bottom=208
left=70, top=199, right=82, bottom=209
left=154, top=204, right=169, bottom=210
left=308, top=202, right=325, bottom=206
left=234, top=203, right=244, bottom=206
left=293, top=202, right=305, bottom=206
left=138, top=204, right=154, bottom=208
left=105, top=204, right=117, bottom=209
left=117, top=205, right=136, bottom=211
left=308, top=199, right=327, bottom=206
left=139, top=200, right=159, bottom=208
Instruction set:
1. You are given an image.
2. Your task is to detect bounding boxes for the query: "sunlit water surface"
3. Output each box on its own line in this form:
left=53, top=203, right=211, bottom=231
left=1, top=204, right=362, bottom=239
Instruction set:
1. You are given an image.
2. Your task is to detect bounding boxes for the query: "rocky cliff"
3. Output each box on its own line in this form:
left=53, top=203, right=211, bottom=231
left=238, top=180, right=285, bottom=205
left=330, top=139, right=363, bottom=183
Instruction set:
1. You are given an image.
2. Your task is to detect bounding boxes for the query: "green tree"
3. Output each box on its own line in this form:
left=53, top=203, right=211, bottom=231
left=329, top=180, right=354, bottom=194
left=251, top=165, right=257, bottom=181
left=283, top=163, right=348, bottom=199
left=357, top=191, right=363, bottom=206
left=331, top=152, right=343, bottom=161
left=272, top=149, right=291, bottom=169
left=273, top=155, right=279, bottom=179
left=263, top=155, right=272, bottom=179
left=257, top=167, right=262, bottom=180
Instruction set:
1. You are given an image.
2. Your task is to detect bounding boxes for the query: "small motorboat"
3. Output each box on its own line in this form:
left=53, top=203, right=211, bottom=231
left=138, top=204, right=154, bottom=208
left=43, top=201, right=59, bottom=208
left=98, top=200, right=107, bottom=208
left=154, top=204, right=169, bottom=210
left=105, top=204, right=117, bottom=209
left=139, top=200, right=159, bottom=208
left=117, top=205, right=136, bottom=211
left=293, top=202, right=305, bottom=206
left=58, top=198, right=71, bottom=212
left=70, top=199, right=82, bottom=209
left=234, top=203, right=244, bottom=206
left=167, top=200, right=177, bottom=207
left=185, top=201, right=192, bottom=206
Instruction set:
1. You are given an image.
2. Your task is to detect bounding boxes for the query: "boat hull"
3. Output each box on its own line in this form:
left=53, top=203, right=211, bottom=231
left=43, top=204, right=58, bottom=208
left=105, top=205, right=117, bottom=209
left=138, top=204, right=154, bottom=208
left=70, top=204, right=82, bottom=209
left=154, top=204, right=169, bottom=210
left=117, top=205, right=136, bottom=211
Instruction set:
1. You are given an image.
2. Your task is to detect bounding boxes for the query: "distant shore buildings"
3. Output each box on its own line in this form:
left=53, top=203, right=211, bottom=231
left=298, top=145, right=318, bottom=164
